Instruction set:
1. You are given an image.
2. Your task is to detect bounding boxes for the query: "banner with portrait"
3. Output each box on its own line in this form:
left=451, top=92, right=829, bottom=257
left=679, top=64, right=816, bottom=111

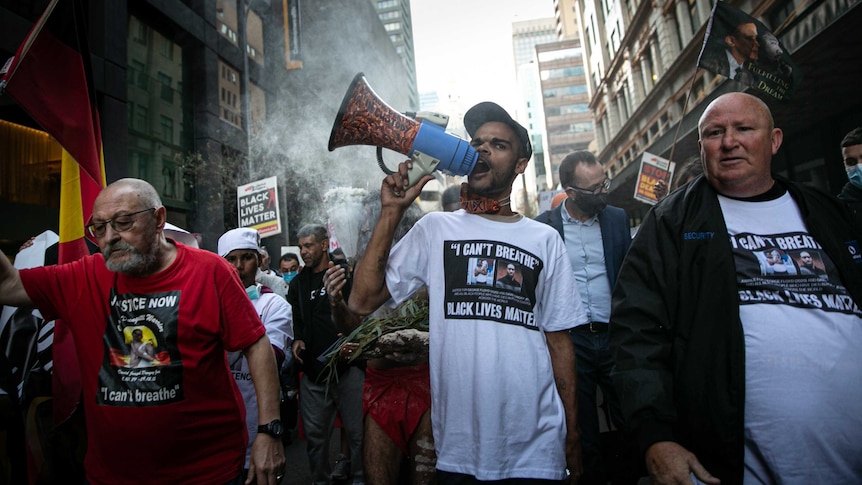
left=697, top=1, right=802, bottom=101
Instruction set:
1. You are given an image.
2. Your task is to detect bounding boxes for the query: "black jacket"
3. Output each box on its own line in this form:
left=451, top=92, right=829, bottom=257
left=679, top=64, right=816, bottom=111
left=535, top=202, right=631, bottom=292
left=610, top=175, right=862, bottom=483
left=838, top=182, right=862, bottom=223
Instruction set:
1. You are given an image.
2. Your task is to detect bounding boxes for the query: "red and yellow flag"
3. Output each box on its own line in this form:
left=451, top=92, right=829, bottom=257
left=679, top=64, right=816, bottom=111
left=0, top=0, right=106, bottom=424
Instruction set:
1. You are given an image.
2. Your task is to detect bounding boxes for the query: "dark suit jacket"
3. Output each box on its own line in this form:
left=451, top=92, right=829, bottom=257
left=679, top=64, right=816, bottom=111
left=535, top=203, right=631, bottom=291
left=699, top=49, right=756, bottom=87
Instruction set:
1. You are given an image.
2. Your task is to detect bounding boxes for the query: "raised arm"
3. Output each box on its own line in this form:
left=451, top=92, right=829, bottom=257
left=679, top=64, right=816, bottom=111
left=0, top=250, right=32, bottom=307
left=348, top=160, right=432, bottom=316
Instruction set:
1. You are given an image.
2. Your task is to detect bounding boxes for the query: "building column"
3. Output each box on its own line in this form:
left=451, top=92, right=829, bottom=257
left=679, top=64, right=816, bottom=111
left=631, top=62, right=646, bottom=105
left=696, top=0, right=711, bottom=31
left=675, top=0, right=693, bottom=46
left=596, top=116, right=607, bottom=149
left=607, top=94, right=621, bottom=137
left=649, top=38, right=663, bottom=80
left=658, top=12, right=681, bottom=67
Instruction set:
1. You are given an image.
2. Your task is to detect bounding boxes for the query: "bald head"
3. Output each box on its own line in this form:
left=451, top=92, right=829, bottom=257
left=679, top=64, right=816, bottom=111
left=699, top=93, right=775, bottom=135
left=697, top=93, right=782, bottom=197
left=91, top=178, right=174, bottom=277
left=97, top=178, right=163, bottom=210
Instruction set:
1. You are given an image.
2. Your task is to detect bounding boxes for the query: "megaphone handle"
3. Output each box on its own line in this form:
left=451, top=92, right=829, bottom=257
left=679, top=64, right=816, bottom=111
left=406, top=152, right=440, bottom=188
left=375, top=147, right=439, bottom=189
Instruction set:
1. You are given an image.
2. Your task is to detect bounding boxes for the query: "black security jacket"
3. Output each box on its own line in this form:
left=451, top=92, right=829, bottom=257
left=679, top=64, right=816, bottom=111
left=610, top=175, right=862, bottom=483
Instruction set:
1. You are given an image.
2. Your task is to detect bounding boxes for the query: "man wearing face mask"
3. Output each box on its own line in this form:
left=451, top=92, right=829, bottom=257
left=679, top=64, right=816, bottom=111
left=278, top=252, right=301, bottom=286
left=839, top=127, right=862, bottom=220
left=255, top=246, right=289, bottom=299
left=535, top=150, right=635, bottom=485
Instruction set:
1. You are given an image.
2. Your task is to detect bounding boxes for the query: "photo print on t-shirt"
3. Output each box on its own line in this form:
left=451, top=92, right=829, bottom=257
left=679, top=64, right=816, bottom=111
left=97, top=289, right=184, bottom=407
left=444, top=240, right=544, bottom=330
left=731, top=231, right=861, bottom=316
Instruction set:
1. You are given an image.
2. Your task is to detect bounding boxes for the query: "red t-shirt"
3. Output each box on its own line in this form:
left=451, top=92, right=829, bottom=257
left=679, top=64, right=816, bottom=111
left=20, top=243, right=265, bottom=485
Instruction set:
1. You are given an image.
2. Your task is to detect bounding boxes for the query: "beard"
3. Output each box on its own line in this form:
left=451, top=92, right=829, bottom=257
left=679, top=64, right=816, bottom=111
left=102, top=236, right=159, bottom=276
left=468, top=160, right=518, bottom=198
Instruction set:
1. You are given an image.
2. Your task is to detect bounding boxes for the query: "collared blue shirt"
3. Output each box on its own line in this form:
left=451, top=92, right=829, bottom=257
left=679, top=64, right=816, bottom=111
left=561, top=205, right=611, bottom=323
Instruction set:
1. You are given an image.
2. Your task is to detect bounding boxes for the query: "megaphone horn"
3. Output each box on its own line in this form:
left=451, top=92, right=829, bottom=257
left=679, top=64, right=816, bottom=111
left=328, top=73, right=477, bottom=187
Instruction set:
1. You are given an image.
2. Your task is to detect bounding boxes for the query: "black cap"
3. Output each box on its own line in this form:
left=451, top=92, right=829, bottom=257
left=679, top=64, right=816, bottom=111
left=464, top=102, right=532, bottom=160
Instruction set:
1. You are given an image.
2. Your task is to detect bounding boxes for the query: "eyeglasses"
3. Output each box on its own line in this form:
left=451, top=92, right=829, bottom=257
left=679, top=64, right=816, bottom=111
left=566, top=178, right=611, bottom=196
left=86, top=208, right=155, bottom=238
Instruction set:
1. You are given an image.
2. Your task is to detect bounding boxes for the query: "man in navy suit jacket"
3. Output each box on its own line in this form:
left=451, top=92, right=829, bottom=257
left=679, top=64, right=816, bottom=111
left=535, top=150, right=632, bottom=485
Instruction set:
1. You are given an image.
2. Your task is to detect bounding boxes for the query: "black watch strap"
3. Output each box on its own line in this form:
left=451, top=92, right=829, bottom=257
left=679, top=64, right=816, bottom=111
left=257, top=419, right=284, bottom=438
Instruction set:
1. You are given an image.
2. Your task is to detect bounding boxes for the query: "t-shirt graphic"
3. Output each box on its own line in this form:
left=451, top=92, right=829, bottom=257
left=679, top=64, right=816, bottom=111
left=97, top=289, right=184, bottom=406
left=444, top=239, right=543, bottom=329
left=731, top=231, right=861, bottom=316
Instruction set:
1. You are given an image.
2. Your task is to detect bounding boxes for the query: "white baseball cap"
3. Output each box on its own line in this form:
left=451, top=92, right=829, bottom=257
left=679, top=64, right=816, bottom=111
left=217, top=228, right=261, bottom=257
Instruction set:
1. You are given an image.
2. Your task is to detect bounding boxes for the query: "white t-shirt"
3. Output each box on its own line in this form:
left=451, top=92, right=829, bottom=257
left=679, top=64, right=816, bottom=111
left=386, top=210, right=588, bottom=480
left=229, top=288, right=293, bottom=468
left=718, top=193, right=862, bottom=483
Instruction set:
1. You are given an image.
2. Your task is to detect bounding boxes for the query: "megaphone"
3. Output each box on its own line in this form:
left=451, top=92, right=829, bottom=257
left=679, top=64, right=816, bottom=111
left=328, top=72, right=477, bottom=188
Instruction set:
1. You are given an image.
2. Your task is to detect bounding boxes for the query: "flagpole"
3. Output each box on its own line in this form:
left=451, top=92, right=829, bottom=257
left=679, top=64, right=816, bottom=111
left=0, top=0, right=60, bottom=94
left=665, top=67, right=700, bottom=184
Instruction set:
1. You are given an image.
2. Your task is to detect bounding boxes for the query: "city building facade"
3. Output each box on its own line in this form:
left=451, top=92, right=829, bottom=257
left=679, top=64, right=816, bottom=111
left=370, top=0, right=419, bottom=110
left=0, top=0, right=411, bottom=253
left=537, top=37, right=594, bottom=190
left=559, top=0, right=862, bottom=225
left=512, top=17, right=558, bottom=211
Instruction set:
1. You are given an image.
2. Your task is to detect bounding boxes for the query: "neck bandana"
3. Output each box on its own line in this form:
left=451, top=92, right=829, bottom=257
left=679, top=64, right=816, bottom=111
left=459, top=183, right=510, bottom=215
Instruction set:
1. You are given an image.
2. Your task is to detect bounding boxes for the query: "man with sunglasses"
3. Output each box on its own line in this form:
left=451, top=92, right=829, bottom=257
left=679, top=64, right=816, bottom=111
left=535, top=150, right=634, bottom=485
left=0, top=178, right=285, bottom=485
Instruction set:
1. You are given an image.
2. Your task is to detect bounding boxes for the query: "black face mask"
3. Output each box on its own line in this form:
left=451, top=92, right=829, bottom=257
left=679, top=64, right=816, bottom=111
left=574, top=193, right=607, bottom=215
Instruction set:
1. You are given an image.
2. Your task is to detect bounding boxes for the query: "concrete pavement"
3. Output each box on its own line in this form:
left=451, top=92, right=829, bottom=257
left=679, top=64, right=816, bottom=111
left=280, top=427, right=350, bottom=485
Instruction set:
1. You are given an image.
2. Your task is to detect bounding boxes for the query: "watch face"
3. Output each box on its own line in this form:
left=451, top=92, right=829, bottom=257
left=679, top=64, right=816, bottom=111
left=260, top=419, right=284, bottom=438
left=270, top=419, right=284, bottom=437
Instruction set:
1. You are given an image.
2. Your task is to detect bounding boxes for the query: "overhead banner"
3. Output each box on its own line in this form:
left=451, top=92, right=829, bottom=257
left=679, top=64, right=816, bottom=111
left=634, top=152, right=675, bottom=206
left=696, top=0, right=802, bottom=101
left=237, top=176, right=282, bottom=238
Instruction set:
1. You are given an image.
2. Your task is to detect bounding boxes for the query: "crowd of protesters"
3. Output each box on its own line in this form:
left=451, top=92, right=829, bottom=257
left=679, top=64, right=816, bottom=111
left=1, top=96, right=861, bottom=485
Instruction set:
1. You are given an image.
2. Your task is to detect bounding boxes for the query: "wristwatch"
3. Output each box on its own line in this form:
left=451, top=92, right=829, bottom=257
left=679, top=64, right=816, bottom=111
left=257, top=419, right=284, bottom=439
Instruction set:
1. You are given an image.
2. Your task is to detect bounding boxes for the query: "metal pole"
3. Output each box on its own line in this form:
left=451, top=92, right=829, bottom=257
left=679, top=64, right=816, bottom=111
left=239, top=0, right=253, bottom=179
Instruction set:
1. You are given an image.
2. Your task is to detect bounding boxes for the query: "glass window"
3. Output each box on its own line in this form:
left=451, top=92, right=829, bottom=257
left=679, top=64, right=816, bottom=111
left=161, top=35, right=173, bottom=60
left=542, top=85, right=588, bottom=97
left=540, top=66, right=585, bottom=80
left=548, top=122, right=594, bottom=134
left=160, top=116, right=174, bottom=145
left=537, top=48, right=583, bottom=62
left=135, top=105, right=148, bottom=132
left=158, top=72, right=173, bottom=103
left=546, top=103, right=590, bottom=116
left=128, top=15, right=191, bottom=203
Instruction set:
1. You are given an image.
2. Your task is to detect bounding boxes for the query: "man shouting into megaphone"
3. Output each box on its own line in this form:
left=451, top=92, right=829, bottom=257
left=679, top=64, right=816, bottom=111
left=328, top=101, right=588, bottom=484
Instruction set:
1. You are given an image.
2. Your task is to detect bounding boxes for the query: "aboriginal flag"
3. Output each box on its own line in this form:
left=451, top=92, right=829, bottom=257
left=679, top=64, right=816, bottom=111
left=0, top=0, right=105, bottom=424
